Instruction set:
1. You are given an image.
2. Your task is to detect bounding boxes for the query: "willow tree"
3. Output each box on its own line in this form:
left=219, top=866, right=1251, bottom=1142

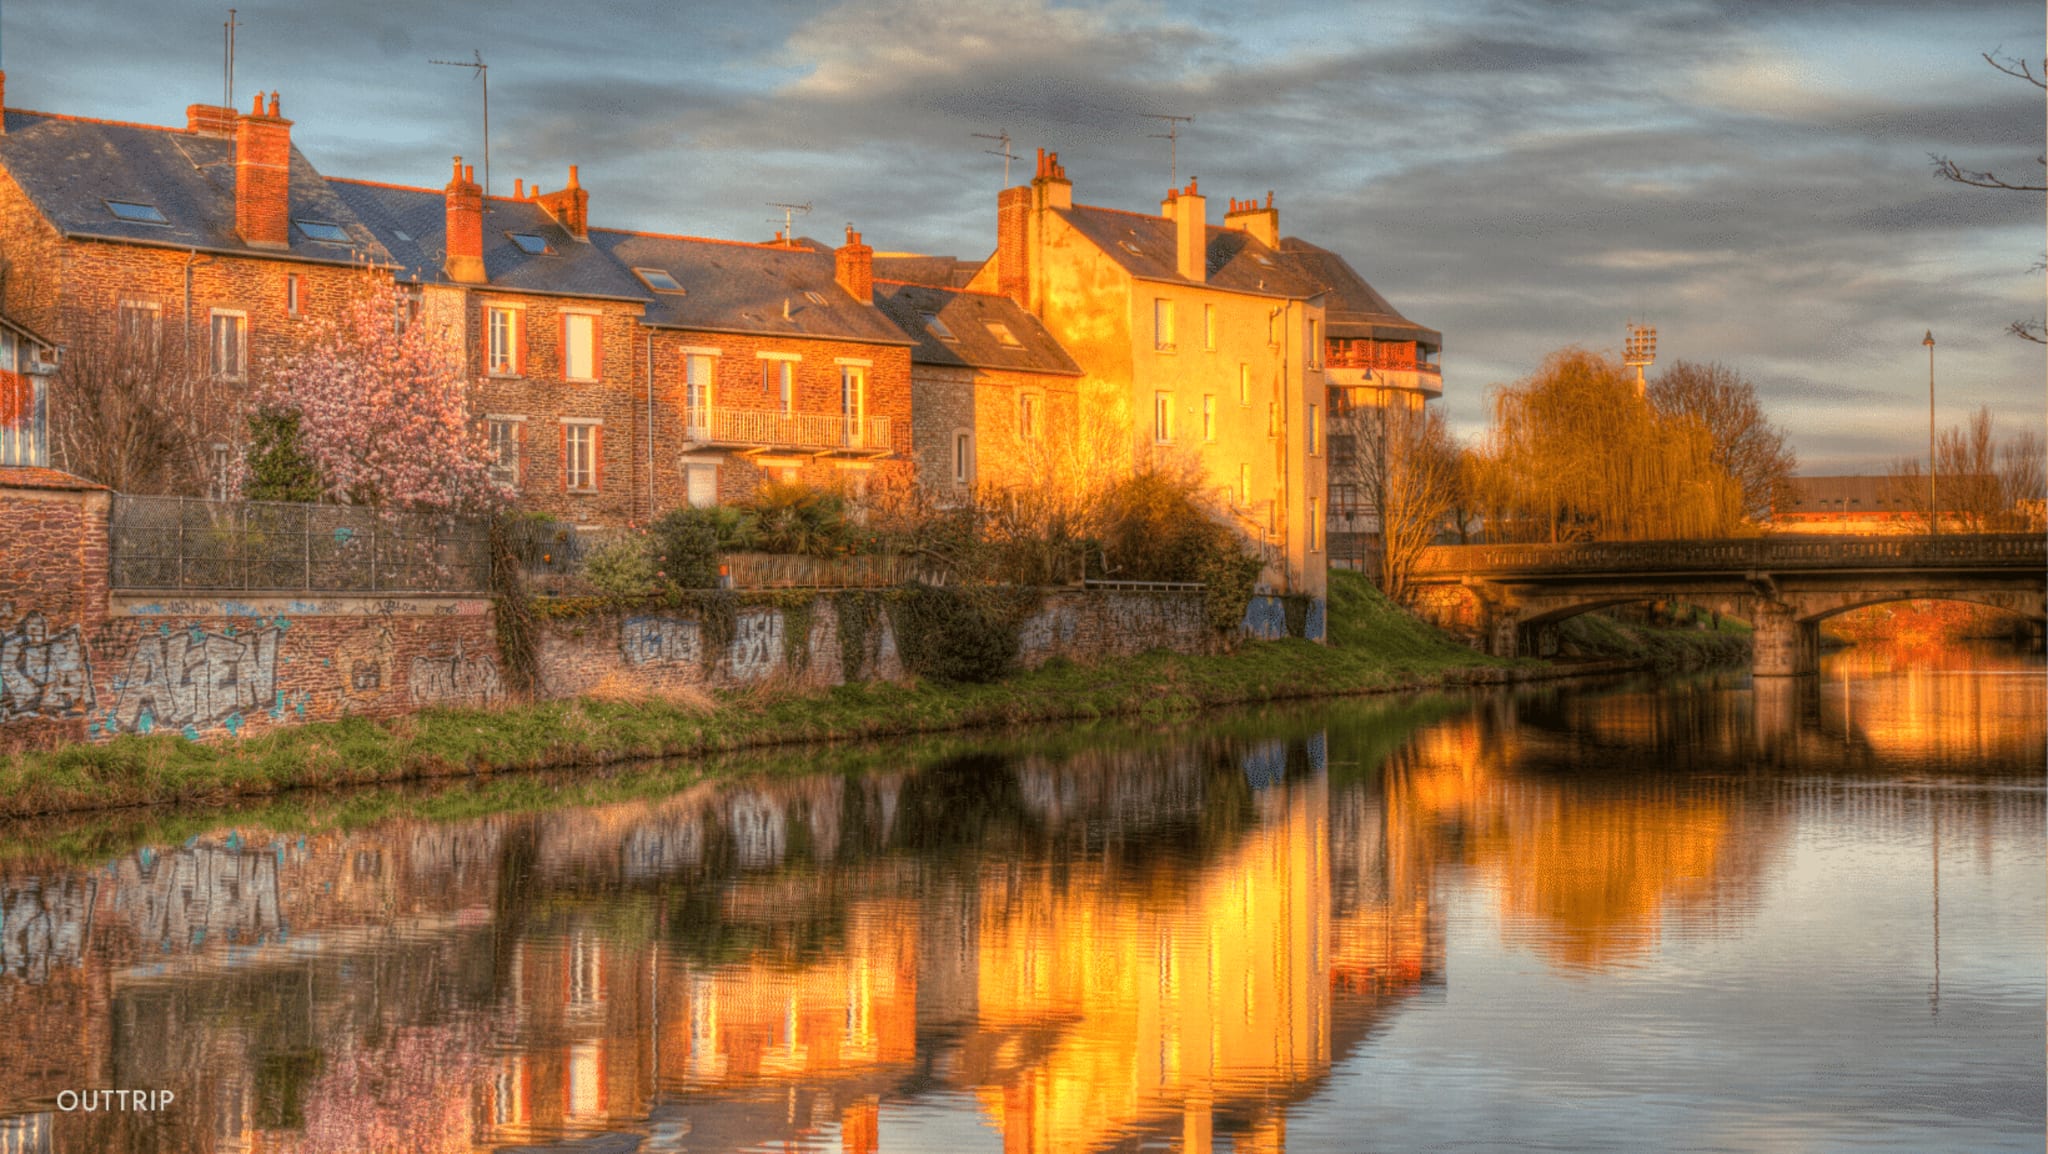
left=1478, top=348, right=1743, bottom=542
left=1647, top=360, right=1797, bottom=521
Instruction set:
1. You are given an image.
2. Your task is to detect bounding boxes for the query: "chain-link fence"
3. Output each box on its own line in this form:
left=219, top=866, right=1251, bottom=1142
left=110, top=495, right=492, bottom=594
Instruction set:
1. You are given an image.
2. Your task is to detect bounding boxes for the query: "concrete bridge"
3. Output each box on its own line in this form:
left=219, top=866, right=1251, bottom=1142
left=1410, top=534, right=2048, bottom=676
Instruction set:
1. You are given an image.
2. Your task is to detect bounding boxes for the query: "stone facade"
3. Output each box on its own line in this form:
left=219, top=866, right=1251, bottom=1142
left=911, top=363, right=1082, bottom=504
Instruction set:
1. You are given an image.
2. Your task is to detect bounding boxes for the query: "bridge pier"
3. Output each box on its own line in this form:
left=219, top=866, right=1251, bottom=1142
left=1750, top=601, right=1818, bottom=677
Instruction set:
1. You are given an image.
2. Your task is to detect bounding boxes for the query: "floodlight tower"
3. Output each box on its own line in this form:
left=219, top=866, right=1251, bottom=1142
left=1624, top=321, right=1658, bottom=395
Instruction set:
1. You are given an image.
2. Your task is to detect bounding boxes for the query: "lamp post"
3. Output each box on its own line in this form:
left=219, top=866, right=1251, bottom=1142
left=1923, top=331, right=1936, bottom=536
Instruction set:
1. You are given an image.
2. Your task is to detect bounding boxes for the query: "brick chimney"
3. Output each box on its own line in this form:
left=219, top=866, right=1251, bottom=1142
left=535, top=165, right=589, bottom=241
left=1224, top=191, right=1279, bottom=249
left=443, top=156, right=486, bottom=284
left=234, top=91, right=292, bottom=250
left=1165, top=177, right=1206, bottom=283
left=0, top=72, right=8, bottom=135
left=186, top=103, right=238, bottom=137
left=835, top=225, right=874, bottom=305
left=997, top=148, right=1072, bottom=309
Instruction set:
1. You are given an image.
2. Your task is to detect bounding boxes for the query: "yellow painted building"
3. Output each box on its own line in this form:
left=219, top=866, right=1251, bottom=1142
left=969, top=151, right=1330, bottom=602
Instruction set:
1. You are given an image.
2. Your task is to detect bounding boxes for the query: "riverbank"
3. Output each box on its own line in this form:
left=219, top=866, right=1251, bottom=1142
left=0, top=573, right=1738, bottom=818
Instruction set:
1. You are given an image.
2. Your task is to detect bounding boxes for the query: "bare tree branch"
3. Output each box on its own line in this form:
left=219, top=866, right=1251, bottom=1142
left=1983, top=50, right=2047, bottom=89
left=1928, top=153, right=2047, bottom=192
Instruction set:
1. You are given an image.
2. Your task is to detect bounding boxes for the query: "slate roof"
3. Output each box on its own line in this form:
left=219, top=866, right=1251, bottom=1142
left=872, top=255, right=980, bottom=289
left=873, top=282, right=1080, bottom=376
left=0, top=110, right=393, bottom=266
left=1270, top=238, right=1441, bottom=348
left=1779, top=475, right=1918, bottom=515
left=328, top=179, right=649, bottom=300
left=590, top=230, right=913, bottom=346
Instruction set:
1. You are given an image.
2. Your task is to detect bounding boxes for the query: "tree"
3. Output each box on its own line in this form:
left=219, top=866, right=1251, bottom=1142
left=1332, top=397, right=1462, bottom=604
left=240, top=406, right=324, bottom=503
left=1647, top=360, right=1798, bottom=522
left=48, top=311, right=239, bottom=494
left=1929, top=51, right=2046, bottom=343
left=1887, top=405, right=2047, bottom=531
left=248, top=273, right=504, bottom=513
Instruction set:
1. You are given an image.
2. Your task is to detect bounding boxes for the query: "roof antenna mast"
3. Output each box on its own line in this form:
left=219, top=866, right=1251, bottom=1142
left=1143, top=112, right=1193, bottom=185
left=429, top=51, right=489, bottom=201
left=765, top=201, right=811, bottom=246
left=223, top=9, right=240, bottom=111
left=973, top=130, right=1018, bottom=186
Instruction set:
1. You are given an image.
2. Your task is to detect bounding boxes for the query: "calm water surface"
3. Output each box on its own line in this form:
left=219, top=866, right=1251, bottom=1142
left=0, top=645, right=2040, bottom=1153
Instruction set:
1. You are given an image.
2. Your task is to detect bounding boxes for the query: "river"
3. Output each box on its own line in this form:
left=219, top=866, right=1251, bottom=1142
left=0, top=645, right=2040, bottom=1153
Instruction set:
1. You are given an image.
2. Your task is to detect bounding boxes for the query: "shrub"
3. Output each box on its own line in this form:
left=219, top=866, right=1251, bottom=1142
left=584, top=535, right=657, bottom=598
left=648, top=508, right=723, bottom=590
left=890, top=586, right=1024, bottom=683
left=240, top=407, right=324, bottom=503
left=1091, top=464, right=1262, bottom=627
left=746, top=483, right=854, bottom=556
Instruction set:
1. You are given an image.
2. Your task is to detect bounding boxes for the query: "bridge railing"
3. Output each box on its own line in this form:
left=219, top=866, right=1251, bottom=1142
left=1413, top=534, right=2046, bottom=578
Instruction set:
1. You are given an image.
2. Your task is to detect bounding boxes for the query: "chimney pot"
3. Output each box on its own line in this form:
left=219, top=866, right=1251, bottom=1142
left=534, top=167, right=590, bottom=239
left=252, top=93, right=264, bottom=115
left=267, top=91, right=280, bottom=118
left=567, top=164, right=580, bottom=188
left=513, top=178, right=523, bottom=199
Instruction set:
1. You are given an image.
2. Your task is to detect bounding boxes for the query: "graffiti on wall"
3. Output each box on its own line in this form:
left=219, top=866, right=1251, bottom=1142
left=409, top=642, right=503, bottom=707
left=726, top=610, right=784, bottom=682
left=1242, top=595, right=1289, bottom=641
left=0, top=611, right=96, bottom=723
left=0, top=876, right=96, bottom=984
left=622, top=615, right=703, bottom=667
left=109, top=844, right=283, bottom=953
left=336, top=624, right=396, bottom=702
left=109, top=624, right=283, bottom=737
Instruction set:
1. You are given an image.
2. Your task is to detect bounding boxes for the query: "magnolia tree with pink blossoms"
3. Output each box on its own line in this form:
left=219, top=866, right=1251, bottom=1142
left=250, top=277, right=507, bottom=513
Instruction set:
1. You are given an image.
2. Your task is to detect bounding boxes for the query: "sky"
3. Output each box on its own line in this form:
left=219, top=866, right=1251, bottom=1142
left=6, top=0, right=2042, bottom=471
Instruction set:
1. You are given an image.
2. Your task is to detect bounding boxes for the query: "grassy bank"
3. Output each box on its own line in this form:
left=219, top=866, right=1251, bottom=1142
left=1555, top=608, right=1753, bottom=668
left=0, top=573, right=1679, bottom=819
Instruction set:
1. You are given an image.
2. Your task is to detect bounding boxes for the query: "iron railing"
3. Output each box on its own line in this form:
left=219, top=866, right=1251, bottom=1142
left=110, top=495, right=492, bottom=593
left=1412, top=534, right=2047, bottom=579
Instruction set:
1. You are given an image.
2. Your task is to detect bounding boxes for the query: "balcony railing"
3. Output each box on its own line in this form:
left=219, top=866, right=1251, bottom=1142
left=684, top=406, right=891, bottom=453
left=1323, top=348, right=1441, bottom=374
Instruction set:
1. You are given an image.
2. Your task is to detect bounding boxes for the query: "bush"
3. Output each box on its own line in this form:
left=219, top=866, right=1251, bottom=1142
left=889, top=586, right=1024, bottom=683
left=584, top=535, right=657, bottom=598
left=240, top=407, right=324, bottom=503
left=747, top=483, right=854, bottom=556
left=1092, top=465, right=1262, bottom=628
left=648, top=508, right=724, bottom=590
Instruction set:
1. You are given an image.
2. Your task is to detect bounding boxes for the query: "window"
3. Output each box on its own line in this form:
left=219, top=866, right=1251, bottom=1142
left=487, top=306, right=522, bottom=375
left=953, top=431, right=974, bottom=484
left=1153, top=391, right=1175, bottom=443
left=1268, top=401, right=1279, bottom=437
left=119, top=301, right=161, bottom=350
left=562, top=421, right=600, bottom=492
left=761, top=358, right=795, bottom=414
left=395, top=284, right=423, bottom=333
left=294, top=219, right=351, bottom=244
left=803, top=290, right=829, bottom=306
left=1204, top=304, right=1218, bottom=351
left=923, top=312, right=955, bottom=341
left=1308, top=318, right=1321, bottom=367
left=1238, top=464, right=1252, bottom=505
left=1239, top=363, right=1252, bottom=406
left=1154, top=299, right=1176, bottom=351
left=209, top=311, right=247, bottom=380
left=686, top=464, right=718, bottom=508
left=985, top=322, right=1021, bottom=347
left=508, top=232, right=554, bottom=255
left=1202, top=394, right=1217, bottom=442
left=1309, top=497, right=1323, bottom=551
left=1307, top=404, right=1321, bottom=455
left=285, top=274, right=301, bottom=316
left=562, top=312, right=598, bottom=381
left=487, top=417, right=524, bottom=485
left=841, top=365, right=867, bottom=446
left=105, top=200, right=167, bottom=225
left=1333, top=482, right=1358, bottom=517
left=684, top=353, right=715, bottom=429
left=1267, top=310, right=1281, bottom=346
left=208, top=444, right=235, bottom=501
left=1018, top=392, right=1041, bottom=441
left=634, top=267, right=684, bottom=292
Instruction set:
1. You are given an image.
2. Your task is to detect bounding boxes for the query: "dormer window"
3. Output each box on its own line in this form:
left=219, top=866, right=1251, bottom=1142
left=985, top=322, right=1021, bottom=347
left=105, top=200, right=168, bottom=225
left=508, top=233, right=554, bottom=255
left=922, top=312, right=956, bottom=341
left=295, top=219, right=352, bottom=244
left=634, top=268, right=684, bottom=292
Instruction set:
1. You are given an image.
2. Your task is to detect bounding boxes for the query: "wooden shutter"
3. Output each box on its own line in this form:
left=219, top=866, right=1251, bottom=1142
left=559, top=423, right=568, bottom=491
left=592, top=317, right=604, bottom=380
left=592, top=426, right=604, bottom=491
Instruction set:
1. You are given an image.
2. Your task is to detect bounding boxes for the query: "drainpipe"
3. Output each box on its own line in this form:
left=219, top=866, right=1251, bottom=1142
left=1271, top=300, right=1291, bottom=593
left=645, top=331, right=655, bottom=521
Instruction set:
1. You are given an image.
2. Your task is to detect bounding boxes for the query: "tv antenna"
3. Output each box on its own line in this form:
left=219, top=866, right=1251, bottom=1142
left=429, top=51, right=490, bottom=200
left=1623, top=320, right=1658, bottom=394
left=973, top=130, right=1018, bottom=185
left=1143, top=112, right=1193, bottom=185
left=222, top=9, right=241, bottom=112
left=766, top=201, right=812, bottom=244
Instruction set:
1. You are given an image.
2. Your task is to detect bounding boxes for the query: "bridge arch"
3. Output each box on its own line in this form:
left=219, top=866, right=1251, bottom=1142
left=1791, top=590, right=2048, bottom=626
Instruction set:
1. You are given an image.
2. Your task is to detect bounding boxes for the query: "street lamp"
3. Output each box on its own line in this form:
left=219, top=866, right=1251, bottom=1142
left=1923, top=330, right=1936, bottom=536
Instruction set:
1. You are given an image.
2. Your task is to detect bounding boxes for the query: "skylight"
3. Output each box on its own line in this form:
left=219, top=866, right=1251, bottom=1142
left=394, top=228, right=415, bottom=242
left=1118, top=240, right=1143, bottom=256
left=295, top=219, right=352, bottom=244
left=634, top=267, right=684, bottom=292
left=922, top=312, right=956, bottom=341
left=985, top=322, right=1021, bottom=347
left=803, top=290, right=829, bottom=306
left=105, top=200, right=168, bottom=225
left=507, top=233, right=554, bottom=255
left=1250, top=252, right=1274, bottom=266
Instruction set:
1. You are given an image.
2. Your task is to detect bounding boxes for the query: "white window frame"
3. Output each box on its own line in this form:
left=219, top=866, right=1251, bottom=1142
left=953, top=429, right=974, bottom=484
left=209, top=309, right=248, bottom=381
left=487, top=304, right=523, bottom=376
left=757, top=352, right=800, bottom=415
left=684, top=350, right=717, bottom=431
left=1153, top=390, right=1175, bottom=444
left=1202, top=394, right=1217, bottom=442
left=119, top=300, right=162, bottom=351
left=1308, top=318, right=1322, bottom=368
left=685, top=462, right=719, bottom=508
left=1018, top=391, right=1042, bottom=441
left=1308, top=403, right=1321, bottom=456
left=208, top=443, right=235, bottom=501
left=1154, top=298, right=1176, bottom=352
left=285, top=274, right=301, bottom=318
left=1309, top=496, right=1323, bottom=552
left=486, top=415, right=525, bottom=486
left=840, top=363, right=867, bottom=446
left=562, top=419, right=600, bottom=493
left=1238, top=363, right=1252, bottom=406
left=562, top=311, right=599, bottom=382
left=1204, top=304, right=1218, bottom=351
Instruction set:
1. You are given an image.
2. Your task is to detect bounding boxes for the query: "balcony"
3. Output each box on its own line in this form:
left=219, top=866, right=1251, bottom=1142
left=684, top=406, right=893, bottom=456
left=1323, top=346, right=1441, bottom=374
